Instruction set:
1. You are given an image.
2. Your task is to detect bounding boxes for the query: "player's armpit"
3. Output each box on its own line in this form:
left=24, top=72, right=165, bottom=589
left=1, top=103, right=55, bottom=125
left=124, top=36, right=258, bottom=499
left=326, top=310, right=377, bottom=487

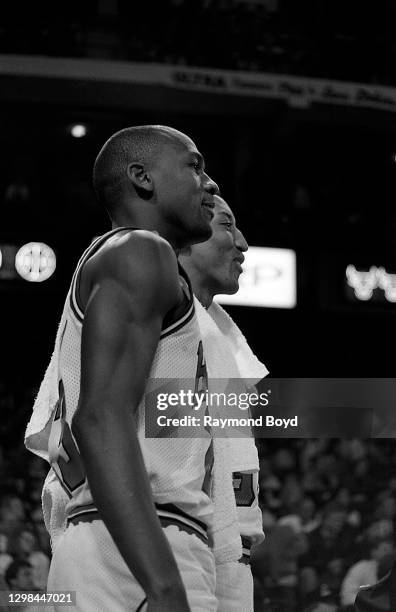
left=71, top=234, right=189, bottom=607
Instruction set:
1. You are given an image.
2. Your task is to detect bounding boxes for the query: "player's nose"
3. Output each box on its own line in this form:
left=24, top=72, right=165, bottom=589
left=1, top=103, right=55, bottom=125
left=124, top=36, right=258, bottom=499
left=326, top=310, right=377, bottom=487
left=203, top=173, right=219, bottom=196
left=235, top=228, right=248, bottom=252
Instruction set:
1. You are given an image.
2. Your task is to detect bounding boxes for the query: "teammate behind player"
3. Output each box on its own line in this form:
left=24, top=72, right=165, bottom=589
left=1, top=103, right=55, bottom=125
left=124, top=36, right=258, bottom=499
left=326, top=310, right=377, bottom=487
left=179, top=195, right=267, bottom=611
left=179, top=194, right=247, bottom=305
left=26, top=125, right=219, bottom=611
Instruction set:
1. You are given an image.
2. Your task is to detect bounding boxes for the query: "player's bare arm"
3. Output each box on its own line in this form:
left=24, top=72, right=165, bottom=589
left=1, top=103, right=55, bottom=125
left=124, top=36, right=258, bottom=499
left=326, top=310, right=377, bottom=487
left=72, top=230, right=190, bottom=610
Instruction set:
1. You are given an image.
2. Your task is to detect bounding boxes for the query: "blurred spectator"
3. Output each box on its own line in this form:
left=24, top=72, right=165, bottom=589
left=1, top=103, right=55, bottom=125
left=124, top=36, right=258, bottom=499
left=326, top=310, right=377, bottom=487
left=259, top=457, right=282, bottom=511
left=299, top=504, right=356, bottom=605
left=278, top=496, right=321, bottom=536
left=372, top=493, right=396, bottom=524
left=0, top=531, right=13, bottom=575
left=0, top=494, right=27, bottom=539
left=273, top=447, right=297, bottom=474
left=252, top=517, right=308, bottom=611
left=279, top=472, right=304, bottom=514
left=366, top=518, right=393, bottom=542
left=10, top=528, right=50, bottom=590
left=4, top=559, right=42, bottom=612
left=299, top=496, right=321, bottom=534
left=5, top=559, right=35, bottom=590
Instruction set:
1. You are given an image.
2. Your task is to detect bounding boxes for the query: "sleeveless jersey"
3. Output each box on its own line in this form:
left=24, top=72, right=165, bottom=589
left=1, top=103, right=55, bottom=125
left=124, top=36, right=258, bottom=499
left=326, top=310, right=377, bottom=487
left=47, top=227, right=213, bottom=533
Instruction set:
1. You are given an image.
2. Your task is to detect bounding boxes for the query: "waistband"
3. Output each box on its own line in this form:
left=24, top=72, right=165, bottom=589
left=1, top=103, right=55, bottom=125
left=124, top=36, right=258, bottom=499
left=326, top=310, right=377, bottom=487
left=67, top=503, right=209, bottom=546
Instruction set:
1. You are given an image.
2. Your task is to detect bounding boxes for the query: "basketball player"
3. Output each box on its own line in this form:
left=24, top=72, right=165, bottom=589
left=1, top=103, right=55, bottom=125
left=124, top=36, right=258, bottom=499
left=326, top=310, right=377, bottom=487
left=25, top=126, right=220, bottom=611
left=179, top=195, right=267, bottom=612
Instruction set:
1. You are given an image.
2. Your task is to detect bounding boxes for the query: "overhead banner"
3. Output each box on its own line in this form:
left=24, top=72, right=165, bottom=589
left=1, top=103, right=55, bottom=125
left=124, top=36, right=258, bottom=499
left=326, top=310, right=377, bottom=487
left=170, top=67, right=396, bottom=113
left=2, top=54, right=396, bottom=114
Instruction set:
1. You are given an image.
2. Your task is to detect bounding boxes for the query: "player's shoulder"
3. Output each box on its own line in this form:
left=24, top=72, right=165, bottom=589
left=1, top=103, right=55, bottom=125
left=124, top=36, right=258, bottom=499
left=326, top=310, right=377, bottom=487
left=77, top=230, right=181, bottom=314
left=91, top=229, right=177, bottom=281
left=102, top=228, right=173, bottom=261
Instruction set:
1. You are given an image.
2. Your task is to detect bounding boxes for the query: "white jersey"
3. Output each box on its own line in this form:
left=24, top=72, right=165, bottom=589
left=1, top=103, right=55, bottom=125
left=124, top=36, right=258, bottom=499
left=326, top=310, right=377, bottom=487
left=47, top=227, right=213, bottom=534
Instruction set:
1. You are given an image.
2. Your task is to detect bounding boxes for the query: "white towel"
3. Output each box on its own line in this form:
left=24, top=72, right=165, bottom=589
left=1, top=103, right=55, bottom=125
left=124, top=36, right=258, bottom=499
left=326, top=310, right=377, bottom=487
left=194, top=298, right=268, bottom=564
left=207, top=300, right=268, bottom=473
left=208, top=301, right=268, bottom=384
left=24, top=299, right=70, bottom=552
left=24, top=297, right=70, bottom=459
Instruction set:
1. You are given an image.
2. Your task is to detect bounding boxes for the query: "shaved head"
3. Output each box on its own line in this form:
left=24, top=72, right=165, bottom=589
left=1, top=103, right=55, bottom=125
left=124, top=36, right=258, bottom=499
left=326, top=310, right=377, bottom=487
left=93, top=125, right=195, bottom=216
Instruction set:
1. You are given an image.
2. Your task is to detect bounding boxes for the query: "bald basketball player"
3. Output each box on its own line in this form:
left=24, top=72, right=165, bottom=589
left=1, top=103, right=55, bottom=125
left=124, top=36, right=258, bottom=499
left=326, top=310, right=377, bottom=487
left=25, top=125, right=220, bottom=612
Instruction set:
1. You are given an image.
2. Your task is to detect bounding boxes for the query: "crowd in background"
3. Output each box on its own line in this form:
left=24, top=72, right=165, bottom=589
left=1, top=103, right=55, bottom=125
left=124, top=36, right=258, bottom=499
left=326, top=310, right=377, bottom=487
left=253, top=438, right=396, bottom=611
left=1, top=381, right=395, bottom=610
left=0, top=381, right=51, bottom=597
left=2, top=0, right=396, bottom=86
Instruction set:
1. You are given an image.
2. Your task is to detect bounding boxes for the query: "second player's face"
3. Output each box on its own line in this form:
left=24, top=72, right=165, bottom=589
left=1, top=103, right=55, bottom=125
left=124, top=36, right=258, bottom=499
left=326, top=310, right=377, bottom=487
left=189, top=196, right=248, bottom=294
left=152, top=139, right=218, bottom=248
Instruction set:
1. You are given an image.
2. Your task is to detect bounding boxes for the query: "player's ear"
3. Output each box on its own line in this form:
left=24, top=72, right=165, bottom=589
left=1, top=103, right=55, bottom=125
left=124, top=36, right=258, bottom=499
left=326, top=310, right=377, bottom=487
left=127, top=162, right=154, bottom=197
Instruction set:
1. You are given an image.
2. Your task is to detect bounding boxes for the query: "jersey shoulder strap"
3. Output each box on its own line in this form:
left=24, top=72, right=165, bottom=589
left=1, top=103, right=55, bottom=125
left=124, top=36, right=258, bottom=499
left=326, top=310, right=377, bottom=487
left=69, top=226, right=137, bottom=323
left=160, top=263, right=195, bottom=339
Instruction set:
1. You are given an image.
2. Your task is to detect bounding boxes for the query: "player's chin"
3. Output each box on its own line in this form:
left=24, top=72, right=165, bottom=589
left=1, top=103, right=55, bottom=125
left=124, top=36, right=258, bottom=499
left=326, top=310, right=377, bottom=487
left=229, top=281, right=240, bottom=294
left=229, top=272, right=242, bottom=293
left=190, top=221, right=213, bottom=245
left=221, top=278, right=240, bottom=294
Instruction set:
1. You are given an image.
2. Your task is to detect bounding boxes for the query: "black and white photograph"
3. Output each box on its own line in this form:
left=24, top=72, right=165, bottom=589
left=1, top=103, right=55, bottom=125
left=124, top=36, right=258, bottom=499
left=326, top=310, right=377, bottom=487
left=1, top=1, right=396, bottom=610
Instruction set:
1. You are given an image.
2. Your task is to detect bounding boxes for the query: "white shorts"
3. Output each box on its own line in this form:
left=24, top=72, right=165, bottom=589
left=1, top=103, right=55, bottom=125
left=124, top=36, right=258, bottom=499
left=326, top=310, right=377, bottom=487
left=47, top=519, right=217, bottom=612
left=215, top=560, right=253, bottom=612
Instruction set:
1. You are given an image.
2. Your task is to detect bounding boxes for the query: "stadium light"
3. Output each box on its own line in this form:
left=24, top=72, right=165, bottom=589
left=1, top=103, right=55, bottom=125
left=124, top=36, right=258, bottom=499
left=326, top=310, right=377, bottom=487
left=15, top=242, right=56, bottom=282
left=346, top=264, right=396, bottom=303
left=70, top=124, right=87, bottom=138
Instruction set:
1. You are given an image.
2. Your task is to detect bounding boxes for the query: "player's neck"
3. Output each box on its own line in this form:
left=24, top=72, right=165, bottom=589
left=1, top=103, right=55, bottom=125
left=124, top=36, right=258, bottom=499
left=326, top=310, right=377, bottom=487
left=111, top=210, right=182, bottom=250
left=178, top=260, right=214, bottom=308
left=193, top=284, right=213, bottom=310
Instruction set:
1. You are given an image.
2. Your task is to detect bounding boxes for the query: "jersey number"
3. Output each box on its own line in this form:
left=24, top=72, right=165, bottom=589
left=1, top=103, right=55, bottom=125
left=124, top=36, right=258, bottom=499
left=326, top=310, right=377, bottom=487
left=233, top=472, right=255, bottom=507
left=52, top=342, right=212, bottom=497
left=51, top=380, right=86, bottom=495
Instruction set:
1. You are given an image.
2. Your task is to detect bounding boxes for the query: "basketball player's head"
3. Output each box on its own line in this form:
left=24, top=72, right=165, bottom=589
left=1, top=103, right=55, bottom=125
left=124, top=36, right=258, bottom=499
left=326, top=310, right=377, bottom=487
left=93, top=125, right=219, bottom=248
left=179, top=195, right=248, bottom=302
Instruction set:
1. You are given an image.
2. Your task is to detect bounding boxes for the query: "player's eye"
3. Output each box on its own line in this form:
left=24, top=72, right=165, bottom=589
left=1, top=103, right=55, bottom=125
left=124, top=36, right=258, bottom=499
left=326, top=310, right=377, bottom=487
left=222, top=222, right=233, bottom=229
